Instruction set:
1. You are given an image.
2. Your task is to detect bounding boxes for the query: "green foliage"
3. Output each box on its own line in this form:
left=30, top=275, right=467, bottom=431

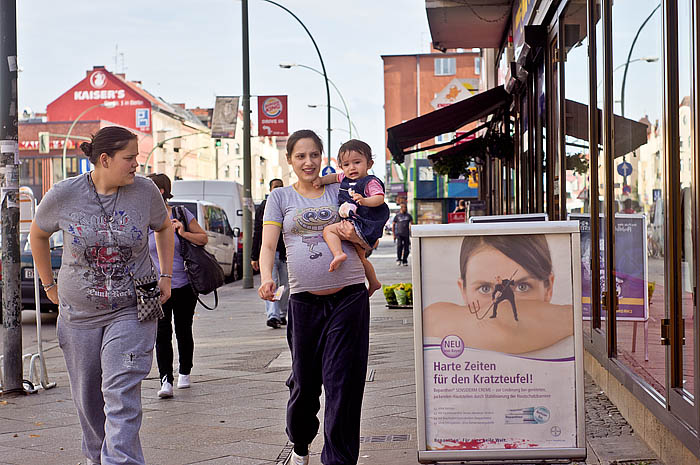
left=566, top=153, right=589, bottom=176
left=383, top=283, right=413, bottom=306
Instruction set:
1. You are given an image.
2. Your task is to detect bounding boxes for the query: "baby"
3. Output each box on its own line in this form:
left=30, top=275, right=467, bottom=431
left=314, top=139, right=390, bottom=296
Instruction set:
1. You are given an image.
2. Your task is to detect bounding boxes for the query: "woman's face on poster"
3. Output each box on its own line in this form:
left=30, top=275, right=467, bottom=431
left=458, top=245, right=554, bottom=308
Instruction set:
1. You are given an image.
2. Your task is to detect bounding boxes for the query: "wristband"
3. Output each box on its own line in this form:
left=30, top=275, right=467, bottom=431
left=160, top=274, right=173, bottom=279
left=42, top=282, right=56, bottom=291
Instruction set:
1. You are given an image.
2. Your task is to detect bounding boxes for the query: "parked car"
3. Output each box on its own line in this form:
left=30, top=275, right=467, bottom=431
left=169, top=198, right=241, bottom=280
left=19, top=231, right=62, bottom=314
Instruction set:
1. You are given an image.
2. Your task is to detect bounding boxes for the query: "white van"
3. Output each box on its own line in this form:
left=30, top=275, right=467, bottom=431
left=169, top=199, right=241, bottom=281
left=171, top=180, right=244, bottom=232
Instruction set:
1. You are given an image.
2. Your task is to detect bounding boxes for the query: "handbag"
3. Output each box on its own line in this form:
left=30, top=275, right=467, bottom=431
left=173, top=206, right=225, bottom=310
left=132, top=271, right=164, bottom=321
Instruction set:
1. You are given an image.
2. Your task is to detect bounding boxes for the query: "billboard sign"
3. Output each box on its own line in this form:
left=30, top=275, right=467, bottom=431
left=258, top=95, right=288, bottom=136
left=412, top=222, right=585, bottom=463
left=211, top=96, right=240, bottom=138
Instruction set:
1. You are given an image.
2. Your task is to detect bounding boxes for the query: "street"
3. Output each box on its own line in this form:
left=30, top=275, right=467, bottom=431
left=0, top=238, right=660, bottom=465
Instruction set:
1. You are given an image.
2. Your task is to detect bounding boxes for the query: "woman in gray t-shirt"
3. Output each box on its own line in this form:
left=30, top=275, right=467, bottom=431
left=30, top=126, right=174, bottom=465
left=258, top=130, right=369, bottom=465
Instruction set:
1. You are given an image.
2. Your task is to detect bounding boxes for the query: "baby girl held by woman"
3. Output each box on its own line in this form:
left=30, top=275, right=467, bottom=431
left=314, top=140, right=390, bottom=296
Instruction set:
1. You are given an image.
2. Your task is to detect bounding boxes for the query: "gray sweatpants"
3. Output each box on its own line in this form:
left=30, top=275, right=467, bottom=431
left=57, top=316, right=157, bottom=465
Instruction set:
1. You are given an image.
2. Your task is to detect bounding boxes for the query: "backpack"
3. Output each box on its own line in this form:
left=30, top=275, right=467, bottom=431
left=173, top=206, right=225, bottom=310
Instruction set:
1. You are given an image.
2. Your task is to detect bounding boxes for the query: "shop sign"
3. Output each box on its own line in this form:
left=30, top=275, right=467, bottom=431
left=20, top=139, right=75, bottom=151
left=413, top=222, right=585, bottom=463
left=135, top=108, right=150, bottom=129
left=431, top=79, right=480, bottom=110
left=570, top=213, right=648, bottom=322
left=512, top=0, right=538, bottom=56
left=258, top=95, right=288, bottom=136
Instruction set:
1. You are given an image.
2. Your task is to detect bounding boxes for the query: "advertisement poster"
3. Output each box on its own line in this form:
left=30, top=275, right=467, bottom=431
left=413, top=223, right=584, bottom=462
left=212, top=96, right=240, bottom=139
left=258, top=95, right=288, bottom=136
left=570, top=214, right=648, bottom=321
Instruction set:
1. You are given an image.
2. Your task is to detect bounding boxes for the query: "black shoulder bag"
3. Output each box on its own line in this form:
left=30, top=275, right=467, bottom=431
left=173, top=206, right=225, bottom=310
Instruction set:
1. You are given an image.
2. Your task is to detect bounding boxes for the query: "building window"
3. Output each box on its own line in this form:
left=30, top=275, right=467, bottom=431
left=435, top=132, right=455, bottom=144
left=434, top=57, right=456, bottom=76
left=474, top=57, right=481, bottom=75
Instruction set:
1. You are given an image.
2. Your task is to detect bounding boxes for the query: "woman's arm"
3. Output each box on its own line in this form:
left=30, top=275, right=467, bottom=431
left=153, top=217, right=174, bottom=303
left=258, top=224, right=281, bottom=300
left=29, top=221, right=59, bottom=305
left=172, top=217, right=208, bottom=246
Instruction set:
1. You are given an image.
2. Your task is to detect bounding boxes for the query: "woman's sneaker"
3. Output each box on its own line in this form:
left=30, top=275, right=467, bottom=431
left=177, top=374, right=191, bottom=389
left=288, top=451, right=309, bottom=465
left=157, top=376, right=173, bottom=398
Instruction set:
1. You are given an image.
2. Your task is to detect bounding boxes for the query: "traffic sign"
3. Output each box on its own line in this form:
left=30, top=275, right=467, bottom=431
left=321, top=166, right=336, bottom=176
left=622, top=184, right=632, bottom=195
left=617, top=161, right=633, bottom=177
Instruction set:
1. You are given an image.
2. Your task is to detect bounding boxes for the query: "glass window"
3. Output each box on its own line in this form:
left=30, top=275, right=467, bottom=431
left=435, top=132, right=455, bottom=144
left=679, top=0, right=694, bottom=400
left=434, top=57, right=456, bottom=76
left=561, top=0, right=592, bottom=336
left=612, top=0, right=665, bottom=397
left=474, top=57, right=481, bottom=75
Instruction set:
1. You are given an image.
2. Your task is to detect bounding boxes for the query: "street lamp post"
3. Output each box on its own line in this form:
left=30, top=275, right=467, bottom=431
left=280, top=63, right=351, bottom=143
left=62, top=101, right=117, bottom=179
left=141, top=131, right=209, bottom=174
left=254, top=1, right=331, bottom=165
left=619, top=3, right=661, bottom=186
left=307, top=104, right=359, bottom=138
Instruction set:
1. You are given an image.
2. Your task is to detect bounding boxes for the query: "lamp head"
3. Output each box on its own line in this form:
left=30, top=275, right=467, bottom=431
left=278, top=63, right=296, bottom=69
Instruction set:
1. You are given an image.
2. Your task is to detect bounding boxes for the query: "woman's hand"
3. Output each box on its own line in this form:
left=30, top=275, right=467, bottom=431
left=158, top=277, right=172, bottom=304
left=251, top=260, right=260, bottom=271
left=45, top=285, right=59, bottom=305
left=336, top=220, right=362, bottom=244
left=171, top=218, right=184, bottom=235
left=258, top=279, right=277, bottom=301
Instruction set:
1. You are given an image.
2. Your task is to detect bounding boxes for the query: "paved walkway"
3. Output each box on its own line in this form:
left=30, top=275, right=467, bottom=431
left=0, top=238, right=663, bottom=464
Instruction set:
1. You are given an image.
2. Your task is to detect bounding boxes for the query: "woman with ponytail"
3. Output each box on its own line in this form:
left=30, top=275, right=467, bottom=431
left=30, top=126, right=174, bottom=465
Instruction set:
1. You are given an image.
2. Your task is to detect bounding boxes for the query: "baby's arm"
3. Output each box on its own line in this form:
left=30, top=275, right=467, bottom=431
left=353, top=193, right=385, bottom=207
left=312, top=173, right=340, bottom=188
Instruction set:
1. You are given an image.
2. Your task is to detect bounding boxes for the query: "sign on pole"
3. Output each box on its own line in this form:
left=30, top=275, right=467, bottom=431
left=211, top=96, right=240, bottom=139
left=258, top=95, right=288, bottom=136
left=38, top=132, right=50, bottom=154
left=412, top=222, right=586, bottom=464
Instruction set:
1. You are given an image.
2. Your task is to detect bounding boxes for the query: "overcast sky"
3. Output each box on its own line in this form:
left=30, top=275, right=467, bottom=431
left=17, top=0, right=434, bottom=181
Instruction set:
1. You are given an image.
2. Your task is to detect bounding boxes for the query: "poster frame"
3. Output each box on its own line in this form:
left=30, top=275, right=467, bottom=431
left=568, top=213, right=649, bottom=322
left=411, top=221, right=586, bottom=463
left=469, top=212, right=549, bottom=223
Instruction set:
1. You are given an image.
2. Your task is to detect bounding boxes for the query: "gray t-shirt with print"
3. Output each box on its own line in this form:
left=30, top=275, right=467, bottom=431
left=263, top=184, right=365, bottom=294
left=35, top=173, right=168, bottom=328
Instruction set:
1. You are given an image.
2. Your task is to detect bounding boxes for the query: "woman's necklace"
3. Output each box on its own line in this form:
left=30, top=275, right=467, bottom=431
left=87, top=172, right=120, bottom=223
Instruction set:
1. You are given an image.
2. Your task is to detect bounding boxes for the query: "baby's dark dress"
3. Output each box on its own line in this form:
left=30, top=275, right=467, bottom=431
left=338, top=174, right=390, bottom=248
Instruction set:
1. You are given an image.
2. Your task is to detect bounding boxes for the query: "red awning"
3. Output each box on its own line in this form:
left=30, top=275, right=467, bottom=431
left=387, top=85, right=511, bottom=163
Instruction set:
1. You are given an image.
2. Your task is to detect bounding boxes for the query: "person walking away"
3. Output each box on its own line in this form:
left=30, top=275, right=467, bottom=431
left=252, top=178, right=289, bottom=329
left=453, top=199, right=467, bottom=213
left=147, top=173, right=208, bottom=398
left=258, top=130, right=370, bottom=465
left=29, top=126, right=173, bottom=465
left=393, top=203, right=413, bottom=266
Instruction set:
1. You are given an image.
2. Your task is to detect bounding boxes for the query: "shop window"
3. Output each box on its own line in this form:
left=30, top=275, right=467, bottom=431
left=434, top=57, right=456, bottom=76
left=474, top=57, right=481, bottom=75
left=611, top=0, right=665, bottom=398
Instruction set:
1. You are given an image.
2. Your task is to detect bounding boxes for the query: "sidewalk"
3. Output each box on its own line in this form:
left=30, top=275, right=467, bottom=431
left=0, top=237, right=663, bottom=465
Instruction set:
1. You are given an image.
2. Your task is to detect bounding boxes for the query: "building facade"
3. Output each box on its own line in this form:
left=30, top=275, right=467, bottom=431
left=387, top=0, right=700, bottom=462
left=382, top=49, right=482, bottom=223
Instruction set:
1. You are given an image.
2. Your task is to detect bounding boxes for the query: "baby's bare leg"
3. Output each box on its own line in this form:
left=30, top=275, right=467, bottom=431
left=354, top=244, right=381, bottom=297
left=323, top=223, right=347, bottom=272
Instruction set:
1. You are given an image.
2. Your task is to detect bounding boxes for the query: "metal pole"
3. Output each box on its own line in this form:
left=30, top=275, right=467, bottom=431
left=619, top=3, right=661, bottom=185
left=297, top=65, right=351, bottom=138
left=241, top=0, right=253, bottom=289
left=261, top=0, right=331, bottom=165
left=62, top=103, right=103, bottom=180
left=0, top=0, right=23, bottom=396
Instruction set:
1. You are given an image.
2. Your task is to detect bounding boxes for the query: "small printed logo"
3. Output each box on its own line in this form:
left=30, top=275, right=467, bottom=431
left=440, top=335, right=464, bottom=358
left=550, top=425, right=562, bottom=437
left=262, top=97, right=283, bottom=118
left=90, top=71, right=107, bottom=89
left=533, top=406, right=551, bottom=424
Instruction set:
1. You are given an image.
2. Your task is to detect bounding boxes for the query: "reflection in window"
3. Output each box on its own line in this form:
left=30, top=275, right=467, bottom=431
left=612, top=0, right=665, bottom=397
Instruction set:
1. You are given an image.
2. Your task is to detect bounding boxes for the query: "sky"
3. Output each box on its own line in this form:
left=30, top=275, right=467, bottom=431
left=17, top=0, right=434, bottom=181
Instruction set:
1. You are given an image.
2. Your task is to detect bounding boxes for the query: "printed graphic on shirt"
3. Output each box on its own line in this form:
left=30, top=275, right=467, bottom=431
left=67, top=209, right=144, bottom=309
left=290, top=205, right=338, bottom=260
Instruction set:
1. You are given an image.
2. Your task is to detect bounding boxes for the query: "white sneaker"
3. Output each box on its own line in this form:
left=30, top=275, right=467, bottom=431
left=157, top=376, right=173, bottom=398
left=288, top=451, right=309, bottom=465
left=177, top=374, right=191, bottom=389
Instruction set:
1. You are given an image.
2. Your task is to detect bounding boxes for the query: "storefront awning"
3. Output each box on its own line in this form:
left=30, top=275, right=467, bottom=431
left=565, top=100, right=649, bottom=158
left=387, top=85, right=511, bottom=163
left=426, top=1, right=512, bottom=50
